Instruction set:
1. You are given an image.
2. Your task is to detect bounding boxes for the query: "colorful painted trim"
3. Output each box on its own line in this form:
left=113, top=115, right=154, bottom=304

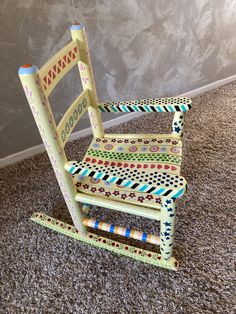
left=39, top=41, right=79, bottom=92
left=31, top=212, right=179, bottom=270
left=65, top=162, right=187, bottom=198
left=70, top=23, right=84, bottom=30
left=75, top=178, right=162, bottom=206
left=75, top=161, right=183, bottom=188
left=95, top=137, right=182, bottom=146
left=99, top=97, right=192, bottom=113
left=83, top=158, right=179, bottom=173
left=18, top=64, right=38, bottom=75
left=90, top=142, right=182, bottom=155
left=87, top=150, right=181, bottom=164
left=57, top=91, right=89, bottom=145
left=83, top=218, right=160, bottom=245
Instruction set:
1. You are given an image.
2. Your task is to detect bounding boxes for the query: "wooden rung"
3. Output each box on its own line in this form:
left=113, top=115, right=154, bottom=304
left=75, top=192, right=161, bottom=221
left=83, top=218, right=160, bottom=245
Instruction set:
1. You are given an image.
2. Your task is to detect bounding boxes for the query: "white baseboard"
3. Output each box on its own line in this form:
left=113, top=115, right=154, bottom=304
left=178, top=74, right=236, bottom=98
left=1, top=74, right=236, bottom=167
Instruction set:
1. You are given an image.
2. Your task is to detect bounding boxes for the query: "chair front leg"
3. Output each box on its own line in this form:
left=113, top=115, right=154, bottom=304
left=160, top=197, right=176, bottom=260
left=172, top=112, right=184, bottom=137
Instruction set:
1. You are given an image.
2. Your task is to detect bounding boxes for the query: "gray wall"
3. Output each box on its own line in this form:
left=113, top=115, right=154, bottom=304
left=0, top=0, right=236, bottom=158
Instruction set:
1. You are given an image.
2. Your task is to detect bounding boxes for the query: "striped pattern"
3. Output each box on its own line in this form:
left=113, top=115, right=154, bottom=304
left=65, top=162, right=186, bottom=199
left=83, top=218, right=160, bottom=245
left=99, top=97, right=192, bottom=113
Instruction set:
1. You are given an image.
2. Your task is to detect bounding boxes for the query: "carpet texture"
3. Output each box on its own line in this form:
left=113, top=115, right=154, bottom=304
left=0, top=82, right=236, bottom=313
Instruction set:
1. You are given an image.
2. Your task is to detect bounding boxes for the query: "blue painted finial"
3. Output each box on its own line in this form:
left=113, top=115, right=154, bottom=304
left=18, top=64, right=38, bottom=75
left=70, top=22, right=84, bottom=31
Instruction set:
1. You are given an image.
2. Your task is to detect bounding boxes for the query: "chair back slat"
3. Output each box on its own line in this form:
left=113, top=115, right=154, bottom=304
left=38, top=40, right=80, bottom=97
left=57, top=89, right=90, bottom=147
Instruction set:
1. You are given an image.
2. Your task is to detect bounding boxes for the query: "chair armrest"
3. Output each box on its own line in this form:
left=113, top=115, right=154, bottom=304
left=65, top=161, right=187, bottom=199
left=99, top=97, right=192, bottom=113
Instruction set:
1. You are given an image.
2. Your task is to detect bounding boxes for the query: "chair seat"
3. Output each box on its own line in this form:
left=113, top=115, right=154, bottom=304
left=65, top=135, right=185, bottom=206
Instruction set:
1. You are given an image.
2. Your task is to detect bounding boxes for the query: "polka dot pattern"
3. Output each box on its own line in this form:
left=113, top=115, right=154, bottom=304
left=87, top=149, right=181, bottom=164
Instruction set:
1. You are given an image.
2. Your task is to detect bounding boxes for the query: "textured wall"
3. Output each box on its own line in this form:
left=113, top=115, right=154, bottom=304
left=0, top=0, right=236, bottom=158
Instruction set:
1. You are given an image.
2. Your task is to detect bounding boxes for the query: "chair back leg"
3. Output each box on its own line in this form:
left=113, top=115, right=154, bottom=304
left=18, top=65, right=87, bottom=235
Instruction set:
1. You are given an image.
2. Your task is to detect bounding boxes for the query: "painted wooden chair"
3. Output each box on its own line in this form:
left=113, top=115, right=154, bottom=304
left=18, top=23, right=192, bottom=270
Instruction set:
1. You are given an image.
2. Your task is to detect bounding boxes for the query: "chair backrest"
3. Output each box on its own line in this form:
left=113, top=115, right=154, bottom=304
left=19, top=23, right=104, bottom=151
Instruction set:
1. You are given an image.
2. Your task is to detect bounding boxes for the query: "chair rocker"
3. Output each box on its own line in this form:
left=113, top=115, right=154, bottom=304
left=19, top=23, right=192, bottom=271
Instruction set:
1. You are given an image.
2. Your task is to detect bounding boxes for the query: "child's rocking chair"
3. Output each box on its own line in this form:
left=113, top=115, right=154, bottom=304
left=19, top=23, right=192, bottom=270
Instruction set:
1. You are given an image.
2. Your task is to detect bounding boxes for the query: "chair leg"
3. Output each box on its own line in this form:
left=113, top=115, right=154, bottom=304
left=82, top=203, right=91, bottom=214
left=160, top=197, right=176, bottom=260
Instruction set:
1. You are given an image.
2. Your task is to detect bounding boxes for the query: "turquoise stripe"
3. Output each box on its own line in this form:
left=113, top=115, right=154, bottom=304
left=139, top=185, right=148, bottom=192
left=111, top=105, right=118, bottom=112
left=157, top=106, right=163, bottom=112
left=81, top=169, right=88, bottom=176
left=172, top=188, right=185, bottom=198
left=96, top=172, right=103, bottom=179
left=155, top=187, right=165, bottom=195
left=124, top=180, right=132, bottom=187
left=168, top=105, right=174, bottom=112
left=144, top=105, right=151, bottom=112
left=122, top=105, right=129, bottom=112
left=69, top=166, right=75, bottom=174
left=109, top=177, right=117, bottom=183
left=99, top=106, right=105, bottom=112
left=133, top=105, right=140, bottom=112
left=180, top=104, right=187, bottom=112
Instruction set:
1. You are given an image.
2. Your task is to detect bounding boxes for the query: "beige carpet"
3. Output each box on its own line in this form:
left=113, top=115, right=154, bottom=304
left=0, top=82, right=236, bottom=313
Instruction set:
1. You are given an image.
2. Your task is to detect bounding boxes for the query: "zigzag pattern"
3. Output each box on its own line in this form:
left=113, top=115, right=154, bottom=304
left=42, top=46, right=78, bottom=91
left=65, top=162, right=186, bottom=199
left=99, top=97, right=192, bottom=113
